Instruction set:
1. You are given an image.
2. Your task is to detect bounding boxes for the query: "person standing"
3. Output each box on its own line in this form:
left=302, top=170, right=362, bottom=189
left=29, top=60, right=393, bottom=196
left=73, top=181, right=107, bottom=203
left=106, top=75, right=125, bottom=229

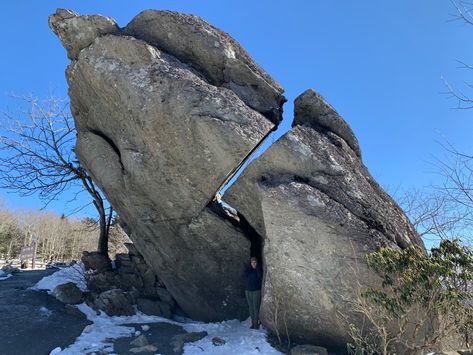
left=244, top=257, right=263, bottom=329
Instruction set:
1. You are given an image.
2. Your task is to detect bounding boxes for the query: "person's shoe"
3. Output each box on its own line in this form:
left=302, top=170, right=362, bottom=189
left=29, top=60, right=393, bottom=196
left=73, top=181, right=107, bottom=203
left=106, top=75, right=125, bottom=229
left=254, top=320, right=260, bottom=329
left=250, top=320, right=256, bottom=329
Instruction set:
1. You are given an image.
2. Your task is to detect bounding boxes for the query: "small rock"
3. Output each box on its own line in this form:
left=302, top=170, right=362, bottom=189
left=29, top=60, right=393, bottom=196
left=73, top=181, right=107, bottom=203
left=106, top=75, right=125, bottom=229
left=212, top=336, right=226, bottom=346
left=179, top=331, right=208, bottom=343
left=137, top=298, right=172, bottom=318
left=129, top=345, right=158, bottom=353
left=93, top=289, right=135, bottom=316
left=290, top=344, right=328, bottom=355
left=86, top=272, right=116, bottom=293
left=134, top=330, right=141, bottom=337
left=171, top=331, right=208, bottom=353
left=53, top=282, right=83, bottom=304
left=141, top=325, right=150, bottom=331
left=81, top=251, right=111, bottom=272
left=130, top=334, right=148, bottom=347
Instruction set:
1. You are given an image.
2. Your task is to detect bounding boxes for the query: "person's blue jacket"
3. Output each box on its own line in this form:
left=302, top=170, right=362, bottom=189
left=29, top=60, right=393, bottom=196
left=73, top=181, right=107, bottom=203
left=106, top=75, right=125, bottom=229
left=244, top=264, right=263, bottom=291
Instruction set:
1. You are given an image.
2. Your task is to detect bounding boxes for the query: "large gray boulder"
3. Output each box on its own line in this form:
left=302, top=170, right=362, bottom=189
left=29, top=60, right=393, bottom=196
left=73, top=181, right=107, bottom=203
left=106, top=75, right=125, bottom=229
left=49, top=9, right=271, bottom=321
left=50, top=8, right=424, bottom=348
left=125, top=208, right=250, bottom=321
left=225, top=90, right=423, bottom=348
left=66, top=33, right=274, bottom=223
left=123, top=10, right=285, bottom=123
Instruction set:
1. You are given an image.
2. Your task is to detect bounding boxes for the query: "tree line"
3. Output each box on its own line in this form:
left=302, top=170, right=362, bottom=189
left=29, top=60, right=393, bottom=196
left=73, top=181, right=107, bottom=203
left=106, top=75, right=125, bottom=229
left=0, top=95, right=113, bottom=257
left=0, top=205, right=130, bottom=263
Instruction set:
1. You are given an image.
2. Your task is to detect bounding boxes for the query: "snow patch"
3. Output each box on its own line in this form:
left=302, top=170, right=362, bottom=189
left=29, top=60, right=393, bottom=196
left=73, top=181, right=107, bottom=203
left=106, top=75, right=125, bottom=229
left=32, top=263, right=87, bottom=293
left=33, top=261, right=281, bottom=354
left=0, top=269, right=12, bottom=281
left=49, top=347, right=62, bottom=355
left=181, top=318, right=281, bottom=354
left=53, top=303, right=282, bottom=354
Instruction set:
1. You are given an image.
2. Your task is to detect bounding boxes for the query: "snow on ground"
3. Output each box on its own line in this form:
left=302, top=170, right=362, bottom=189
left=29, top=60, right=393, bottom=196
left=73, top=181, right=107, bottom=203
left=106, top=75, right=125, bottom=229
left=180, top=318, right=281, bottom=355
left=34, top=264, right=281, bottom=355
left=32, top=263, right=88, bottom=292
left=56, top=304, right=281, bottom=355
left=0, top=269, right=13, bottom=281
left=56, top=304, right=170, bottom=354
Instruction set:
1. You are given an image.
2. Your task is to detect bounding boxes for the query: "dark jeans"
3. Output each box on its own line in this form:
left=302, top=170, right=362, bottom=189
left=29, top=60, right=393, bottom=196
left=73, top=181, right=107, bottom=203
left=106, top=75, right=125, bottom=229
left=245, top=289, right=261, bottom=321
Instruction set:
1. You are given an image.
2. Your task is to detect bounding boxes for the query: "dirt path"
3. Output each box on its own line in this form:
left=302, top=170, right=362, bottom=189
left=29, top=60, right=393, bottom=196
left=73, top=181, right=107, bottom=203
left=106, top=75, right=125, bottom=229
left=0, top=269, right=91, bottom=355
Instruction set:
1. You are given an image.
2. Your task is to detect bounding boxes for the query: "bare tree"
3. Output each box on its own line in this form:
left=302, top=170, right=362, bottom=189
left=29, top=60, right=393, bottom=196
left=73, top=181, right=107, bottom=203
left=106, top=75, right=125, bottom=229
left=393, top=185, right=472, bottom=244
left=0, top=95, right=113, bottom=256
left=431, top=143, right=473, bottom=244
left=403, top=1, right=473, bottom=245
left=443, top=1, right=473, bottom=108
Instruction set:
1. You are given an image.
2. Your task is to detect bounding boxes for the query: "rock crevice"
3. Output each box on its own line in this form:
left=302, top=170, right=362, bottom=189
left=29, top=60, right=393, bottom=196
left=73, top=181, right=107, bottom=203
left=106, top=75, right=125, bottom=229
left=88, top=129, right=125, bottom=173
left=50, top=8, right=424, bottom=349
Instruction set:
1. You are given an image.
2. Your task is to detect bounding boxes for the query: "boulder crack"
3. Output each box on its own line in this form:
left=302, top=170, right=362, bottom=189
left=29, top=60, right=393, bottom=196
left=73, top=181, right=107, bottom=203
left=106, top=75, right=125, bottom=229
left=89, top=129, right=125, bottom=173
left=206, top=199, right=263, bottom=261
left=215, top=125, right=277, bottom=198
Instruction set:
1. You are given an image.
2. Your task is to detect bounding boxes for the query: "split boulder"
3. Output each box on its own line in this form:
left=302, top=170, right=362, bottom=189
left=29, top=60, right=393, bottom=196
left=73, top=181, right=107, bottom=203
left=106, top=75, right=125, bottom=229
left=225, top=89, right=423, bottom=348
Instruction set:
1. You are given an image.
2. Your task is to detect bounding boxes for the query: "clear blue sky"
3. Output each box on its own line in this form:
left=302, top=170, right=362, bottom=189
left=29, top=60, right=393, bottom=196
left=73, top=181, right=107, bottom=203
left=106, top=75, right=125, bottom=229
left=0, top=1, right=472, bottom=218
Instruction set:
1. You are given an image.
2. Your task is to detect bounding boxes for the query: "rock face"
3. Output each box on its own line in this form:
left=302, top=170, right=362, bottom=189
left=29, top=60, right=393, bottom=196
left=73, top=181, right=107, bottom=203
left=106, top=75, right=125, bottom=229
left=225, top=89, right=423, bottom=348
left=48, top=9, right=119, bottom=60
left=49, top=8, right=279, bottom=322
left=123, top=10, right=285, bottom=124
left=294, top=89, right=361, bottom=157
left=50, top=8, right=423, bottom=349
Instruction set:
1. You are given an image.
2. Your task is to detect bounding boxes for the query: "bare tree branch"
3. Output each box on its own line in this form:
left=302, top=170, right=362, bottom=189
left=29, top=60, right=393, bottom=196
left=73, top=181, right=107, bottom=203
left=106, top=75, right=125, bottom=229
left=0, top=95, right=113, bottom=256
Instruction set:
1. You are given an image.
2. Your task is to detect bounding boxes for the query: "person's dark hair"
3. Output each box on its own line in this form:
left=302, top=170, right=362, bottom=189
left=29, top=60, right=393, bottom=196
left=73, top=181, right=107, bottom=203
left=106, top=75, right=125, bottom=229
left=250, top=257, right=257, bottom=262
